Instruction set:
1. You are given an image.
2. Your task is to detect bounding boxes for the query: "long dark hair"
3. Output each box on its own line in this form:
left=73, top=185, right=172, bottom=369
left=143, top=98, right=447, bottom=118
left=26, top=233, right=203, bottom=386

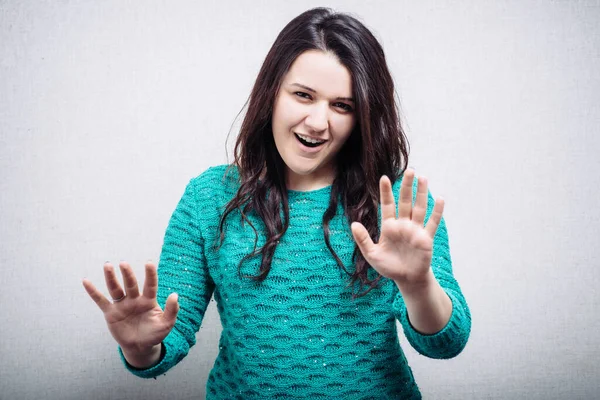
left=219, top=7, right=409, bottom=298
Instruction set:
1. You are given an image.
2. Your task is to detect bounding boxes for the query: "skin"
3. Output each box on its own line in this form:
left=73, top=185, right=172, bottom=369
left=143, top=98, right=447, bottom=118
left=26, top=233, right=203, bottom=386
left=351, top=170, right=453, bottom=334
left=82, top=262, right=175, bottom=368
left=272, top=50, right=356, bottom=191
left=82, top=50, right=452, bottom=369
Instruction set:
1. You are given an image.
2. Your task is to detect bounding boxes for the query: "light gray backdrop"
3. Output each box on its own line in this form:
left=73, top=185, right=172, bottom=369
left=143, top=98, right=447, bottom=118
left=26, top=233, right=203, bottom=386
left=1, top=0, right=599, bottom=399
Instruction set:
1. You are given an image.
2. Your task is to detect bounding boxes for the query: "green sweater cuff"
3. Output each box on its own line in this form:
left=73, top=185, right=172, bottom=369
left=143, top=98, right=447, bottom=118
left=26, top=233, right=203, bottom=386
left=393, top=289, right=471, bottom=359
left=117, top=328, right=191, bottom=379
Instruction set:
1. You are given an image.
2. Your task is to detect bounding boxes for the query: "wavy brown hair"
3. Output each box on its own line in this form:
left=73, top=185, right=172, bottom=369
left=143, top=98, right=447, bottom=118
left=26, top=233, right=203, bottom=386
left=219, top=7, right=409, bottom=298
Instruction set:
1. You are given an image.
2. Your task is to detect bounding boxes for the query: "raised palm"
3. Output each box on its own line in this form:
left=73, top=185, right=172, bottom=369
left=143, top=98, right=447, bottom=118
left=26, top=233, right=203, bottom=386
left=82, top=261, right=179, bottom=353
left=351, top=168, right=444, bottom=287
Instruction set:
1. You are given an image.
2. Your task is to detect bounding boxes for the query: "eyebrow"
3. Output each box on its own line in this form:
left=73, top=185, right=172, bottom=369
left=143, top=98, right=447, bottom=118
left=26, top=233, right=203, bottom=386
left=290, top=83, right=354, bottom=103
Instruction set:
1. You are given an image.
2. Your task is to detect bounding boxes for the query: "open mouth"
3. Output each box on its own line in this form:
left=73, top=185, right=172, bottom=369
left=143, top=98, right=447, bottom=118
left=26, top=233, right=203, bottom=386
left=294, top=133, right=326, bottom=148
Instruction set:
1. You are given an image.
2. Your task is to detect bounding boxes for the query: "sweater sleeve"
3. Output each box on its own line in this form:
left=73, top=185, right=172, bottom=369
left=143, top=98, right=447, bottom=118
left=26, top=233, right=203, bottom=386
left=391, top=180, right=472, bottom=359
left=117, top=175, right=216, bottom=378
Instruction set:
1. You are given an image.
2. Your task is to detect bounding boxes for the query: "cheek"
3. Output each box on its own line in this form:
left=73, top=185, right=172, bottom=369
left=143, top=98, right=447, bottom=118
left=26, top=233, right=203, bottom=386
left=331, top=116, right=356, bottom=143
left=274, top=96, right=303, bottom=128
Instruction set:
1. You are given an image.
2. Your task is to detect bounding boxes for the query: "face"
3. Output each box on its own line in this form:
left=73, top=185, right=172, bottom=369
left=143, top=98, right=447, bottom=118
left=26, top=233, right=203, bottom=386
left=271, top=50, right=356, bottom=191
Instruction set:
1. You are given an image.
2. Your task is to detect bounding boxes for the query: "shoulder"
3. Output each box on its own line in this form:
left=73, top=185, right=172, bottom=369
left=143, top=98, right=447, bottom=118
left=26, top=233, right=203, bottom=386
left=191, top=164, right=238, bottom=184
left=188, top=164, right=240, bottom=204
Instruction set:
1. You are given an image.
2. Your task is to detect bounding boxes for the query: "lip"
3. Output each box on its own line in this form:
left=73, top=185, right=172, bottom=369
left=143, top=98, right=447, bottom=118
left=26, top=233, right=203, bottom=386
left=294, top=132, right=327, bottom=154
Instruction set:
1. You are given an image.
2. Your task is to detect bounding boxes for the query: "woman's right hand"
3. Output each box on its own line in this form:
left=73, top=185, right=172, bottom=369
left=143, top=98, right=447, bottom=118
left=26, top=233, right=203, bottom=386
left=82, top=261, right=179, bottom=365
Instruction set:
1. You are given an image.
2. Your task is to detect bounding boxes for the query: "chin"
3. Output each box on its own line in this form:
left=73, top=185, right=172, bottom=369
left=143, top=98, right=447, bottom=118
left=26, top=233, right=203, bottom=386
left=289, top=165, right=317, bottom=176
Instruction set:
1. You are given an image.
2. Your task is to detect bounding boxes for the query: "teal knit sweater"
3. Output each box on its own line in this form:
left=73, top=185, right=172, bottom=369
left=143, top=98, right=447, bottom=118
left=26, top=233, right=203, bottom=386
left=118, top=165, right=471, bottom=399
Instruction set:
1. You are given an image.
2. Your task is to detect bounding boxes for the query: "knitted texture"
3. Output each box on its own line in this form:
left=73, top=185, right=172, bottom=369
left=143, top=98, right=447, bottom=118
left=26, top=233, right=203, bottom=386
left=118, top=165, right=471, bottom=399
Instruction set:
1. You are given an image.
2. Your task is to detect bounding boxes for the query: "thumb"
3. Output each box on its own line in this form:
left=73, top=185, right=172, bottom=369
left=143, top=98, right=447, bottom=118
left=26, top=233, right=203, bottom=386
left=351, top=222, right=375, bottom=261
left=162, top=293, right=179, bottom=326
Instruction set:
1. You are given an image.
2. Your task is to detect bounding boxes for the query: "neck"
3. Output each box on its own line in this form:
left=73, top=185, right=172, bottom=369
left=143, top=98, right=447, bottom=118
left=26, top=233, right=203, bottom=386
left=286, top=167, right=335, bottom=192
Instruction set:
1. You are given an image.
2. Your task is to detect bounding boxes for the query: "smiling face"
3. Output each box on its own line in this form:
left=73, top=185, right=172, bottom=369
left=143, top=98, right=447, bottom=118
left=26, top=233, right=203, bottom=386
left=271, top=50, right=357, bottom=191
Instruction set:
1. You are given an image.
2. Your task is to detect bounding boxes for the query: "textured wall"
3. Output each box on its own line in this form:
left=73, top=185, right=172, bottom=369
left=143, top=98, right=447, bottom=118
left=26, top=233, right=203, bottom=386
left=1, top=0, right=599, bottom=399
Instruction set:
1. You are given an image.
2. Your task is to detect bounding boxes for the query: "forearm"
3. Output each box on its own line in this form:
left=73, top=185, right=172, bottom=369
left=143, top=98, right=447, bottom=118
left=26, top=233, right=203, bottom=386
left=394, top=270, right=453, bottom=335
left=121, top=343, right=163, bottom=369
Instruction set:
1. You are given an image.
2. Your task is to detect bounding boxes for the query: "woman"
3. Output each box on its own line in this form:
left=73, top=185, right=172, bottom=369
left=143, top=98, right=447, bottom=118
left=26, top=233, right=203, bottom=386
left=83, top=7, right=471, bottom=399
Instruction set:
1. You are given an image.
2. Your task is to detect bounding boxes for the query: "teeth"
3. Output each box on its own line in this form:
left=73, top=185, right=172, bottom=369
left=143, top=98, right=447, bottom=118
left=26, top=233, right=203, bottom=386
left=297, top=133, right=325, bottom=144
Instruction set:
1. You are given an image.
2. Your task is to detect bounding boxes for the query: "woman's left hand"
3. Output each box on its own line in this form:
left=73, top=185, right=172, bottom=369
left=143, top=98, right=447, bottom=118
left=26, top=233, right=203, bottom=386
left=351, top=168, right=444, bottom=289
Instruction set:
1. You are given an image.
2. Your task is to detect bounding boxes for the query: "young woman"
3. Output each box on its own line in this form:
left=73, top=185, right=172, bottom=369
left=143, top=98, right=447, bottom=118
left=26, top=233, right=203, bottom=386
left=83, top=7, right=471, bottom=399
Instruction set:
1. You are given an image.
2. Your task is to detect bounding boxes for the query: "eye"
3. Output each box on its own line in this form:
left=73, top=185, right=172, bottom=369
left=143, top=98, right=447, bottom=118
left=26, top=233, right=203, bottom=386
left=334, top=102, right=353, bottom=112
left=294, top=91, right=312, bottom=100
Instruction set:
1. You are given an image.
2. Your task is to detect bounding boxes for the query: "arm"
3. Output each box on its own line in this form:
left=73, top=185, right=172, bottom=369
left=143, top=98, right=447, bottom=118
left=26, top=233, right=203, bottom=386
left=350, top=169, right=472, bottom=359
left=394, top=268, right=453, bottom=335
left=392, top=189, right=471, bottom=359
left=118, top=175, right=216, bottom=378
left=121, top=342, right=165, bottom=370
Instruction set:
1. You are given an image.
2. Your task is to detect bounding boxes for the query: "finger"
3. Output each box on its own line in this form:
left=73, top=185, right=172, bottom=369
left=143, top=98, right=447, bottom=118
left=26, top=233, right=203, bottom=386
left=412, top=176, right=429, bottom=226
left=162, top=293, right=179, bottom=326
left=82, top=278, right=111, bottom=313
left=379, top=175, right=396, bottom=220
left=398, top=168, right=415, bottom=219
left=142, top=261, right=158, bottom=300
left=119, top=261, right=140, bottom=299
left=351, top=222, right=375, bottom=260
left=103, top=262, right=125, bottom=301
left=425, top=197, right=445, bottom=238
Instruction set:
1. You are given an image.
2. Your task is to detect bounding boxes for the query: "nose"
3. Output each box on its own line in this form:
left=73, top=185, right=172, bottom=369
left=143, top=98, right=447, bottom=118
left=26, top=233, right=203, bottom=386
left=304, top=103, right=328, bottom=133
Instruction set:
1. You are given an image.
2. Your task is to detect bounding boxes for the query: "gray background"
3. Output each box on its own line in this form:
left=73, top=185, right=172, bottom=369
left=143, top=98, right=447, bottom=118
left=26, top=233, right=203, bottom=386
left=1, top=0, right=599, bottom=399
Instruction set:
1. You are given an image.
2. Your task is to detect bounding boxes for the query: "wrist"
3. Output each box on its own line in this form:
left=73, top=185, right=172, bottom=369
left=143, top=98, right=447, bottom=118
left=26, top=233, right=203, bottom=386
left=394, top=270, right=453, bottom=335
left=394, top=269, right=437, bottom=298
left=121, top=343, right=163, bottom=369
